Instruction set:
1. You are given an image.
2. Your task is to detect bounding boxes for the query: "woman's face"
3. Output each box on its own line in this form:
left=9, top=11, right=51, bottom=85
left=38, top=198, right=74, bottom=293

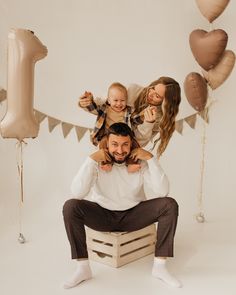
left=146, top=83, right=166, bottom=106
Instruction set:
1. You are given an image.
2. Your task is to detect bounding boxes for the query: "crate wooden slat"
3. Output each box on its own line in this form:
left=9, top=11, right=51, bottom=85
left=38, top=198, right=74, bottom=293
left=86, top=224, right=156, bottom=267
left=119, top=234, right=155, bottom=256
left=87, top=237, right=117, bottom=255
left=118, top=244, right=155, bottom=267
left=118, top=226, right=156, bottom=244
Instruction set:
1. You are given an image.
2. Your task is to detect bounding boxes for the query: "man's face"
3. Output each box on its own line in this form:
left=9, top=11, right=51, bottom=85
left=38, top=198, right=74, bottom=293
left=107, top=134, right=131, bottom=163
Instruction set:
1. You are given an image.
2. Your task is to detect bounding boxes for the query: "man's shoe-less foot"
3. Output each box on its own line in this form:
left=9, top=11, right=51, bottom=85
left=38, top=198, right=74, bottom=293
left=152, top=257, right=182, bottom=288
left=63, top=260, right=92, bottom=289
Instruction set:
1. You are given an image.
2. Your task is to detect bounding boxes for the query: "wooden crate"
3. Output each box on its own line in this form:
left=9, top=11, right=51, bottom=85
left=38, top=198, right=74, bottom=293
left=86, top=224, right=156, bottom=267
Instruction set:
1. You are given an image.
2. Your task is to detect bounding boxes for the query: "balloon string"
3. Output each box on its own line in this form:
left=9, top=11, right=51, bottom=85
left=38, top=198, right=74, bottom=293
left=206, top=87, right=217, bottom=115
left=16, top=140, right=27, bottom=233
left=16, top=141, right=25, bottom=202
left=197, top=109, right=208, bottom=213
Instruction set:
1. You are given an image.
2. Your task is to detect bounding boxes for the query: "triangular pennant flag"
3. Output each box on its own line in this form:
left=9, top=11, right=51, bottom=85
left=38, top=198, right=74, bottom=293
left=0, top=89, right=7, bottom=102
left=198, top=107, right=209, bottom=123
left=75, top=126, right=88, bottom=142
left=48, top=116, right=61, bottom=132
left=34, top=110, right=46, bottom=123
left=61, top=122, right=74, bottom=138
left=175, top=119, right=184, bottom=134
left=185, top=114, right=197, bottom=129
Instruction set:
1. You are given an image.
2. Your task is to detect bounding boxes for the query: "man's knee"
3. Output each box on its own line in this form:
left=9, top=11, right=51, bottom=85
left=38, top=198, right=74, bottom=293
left=63, top=198, right=80, bottom=218
left=164, top=197, right=179, bottom=215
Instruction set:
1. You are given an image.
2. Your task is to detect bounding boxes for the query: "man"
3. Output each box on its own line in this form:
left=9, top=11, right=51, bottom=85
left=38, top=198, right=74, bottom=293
left=63, top=123, right=181, bottom=288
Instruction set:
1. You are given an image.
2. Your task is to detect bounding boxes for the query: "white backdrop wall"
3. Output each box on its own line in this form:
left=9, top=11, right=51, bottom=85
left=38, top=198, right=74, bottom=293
left=0, top=0, right=236, bottom=244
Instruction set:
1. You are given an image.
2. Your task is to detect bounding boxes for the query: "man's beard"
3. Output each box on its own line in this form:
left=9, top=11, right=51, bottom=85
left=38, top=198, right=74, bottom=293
left=108, top=151, right=130, bottom=164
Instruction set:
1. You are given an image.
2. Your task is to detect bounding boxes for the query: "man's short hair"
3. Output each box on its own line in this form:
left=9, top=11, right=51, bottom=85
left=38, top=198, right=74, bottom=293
left=105, top=123, right=140, bottom=150
left=106, top=123, right=135, bottom=138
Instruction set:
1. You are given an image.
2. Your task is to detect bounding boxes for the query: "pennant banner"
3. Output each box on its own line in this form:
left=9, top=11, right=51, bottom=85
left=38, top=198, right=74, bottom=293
left=61, top=122, right=74, bottom=138
left=185, top=114, right=197, bottom=129
left=48, top=116, right=61, bottom=132
left=175, top=119, right=184, bottom=134
left=75, top=126, right=89, bottom=142
left=198, top=108, right=209, bottom=123
left=35, top=110, right=46, bottom=123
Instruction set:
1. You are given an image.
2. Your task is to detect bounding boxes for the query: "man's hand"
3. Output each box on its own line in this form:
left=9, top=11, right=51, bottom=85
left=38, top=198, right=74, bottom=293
left=144, top=106, right=158, bottom=123
left=129, top=148, right=153, bottom=161
left=90, top=149, right=112, bottom=163
left=78, top=91, right=93, bottom=108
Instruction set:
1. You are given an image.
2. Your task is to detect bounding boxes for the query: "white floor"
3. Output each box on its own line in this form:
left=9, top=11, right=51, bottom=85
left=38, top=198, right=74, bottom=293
left=1, top=193, right=236, bottom=295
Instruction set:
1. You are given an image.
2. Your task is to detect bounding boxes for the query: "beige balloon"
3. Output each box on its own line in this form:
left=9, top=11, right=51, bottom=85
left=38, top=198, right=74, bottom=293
left=0, top=28, right=47, bottom=140
left=196, top=0, right=230, bottom=23
left=203, top=50, right=235, bottom=90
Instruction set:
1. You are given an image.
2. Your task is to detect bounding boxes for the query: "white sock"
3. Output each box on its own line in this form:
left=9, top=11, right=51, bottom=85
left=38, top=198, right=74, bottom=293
left=152, top=257, right=182, bottom=288
left=63, top=259, right=92, bottom=289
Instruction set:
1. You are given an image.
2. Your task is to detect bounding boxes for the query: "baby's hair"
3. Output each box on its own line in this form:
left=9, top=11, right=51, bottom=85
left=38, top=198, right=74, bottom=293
left=108, top=82, right=128, bottom=99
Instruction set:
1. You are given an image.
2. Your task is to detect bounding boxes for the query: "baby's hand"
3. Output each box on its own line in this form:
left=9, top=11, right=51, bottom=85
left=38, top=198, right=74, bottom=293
left=78, top=91, right=93, bottom=108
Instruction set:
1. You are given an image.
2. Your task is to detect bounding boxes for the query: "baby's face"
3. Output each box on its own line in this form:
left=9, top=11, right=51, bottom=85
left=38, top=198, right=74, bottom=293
left=108, top=88, right=127, bottom=112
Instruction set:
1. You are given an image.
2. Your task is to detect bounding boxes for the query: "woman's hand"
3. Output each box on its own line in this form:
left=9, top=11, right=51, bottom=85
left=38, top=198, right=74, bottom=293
left=129, top=148, right=153, bottom=161
left=144, top=106, right=158, bottom=123
left=78, top=91, right=93, bottom=108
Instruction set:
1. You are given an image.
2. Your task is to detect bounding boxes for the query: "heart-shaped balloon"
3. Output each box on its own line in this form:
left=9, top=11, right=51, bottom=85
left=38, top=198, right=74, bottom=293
left=203, top=50, right=235, bottom=90
left=196, top=0, right=230, bottom=23
left=184, top=72, right=208, bottom=112
left=189, top=29, right=228, bottom=71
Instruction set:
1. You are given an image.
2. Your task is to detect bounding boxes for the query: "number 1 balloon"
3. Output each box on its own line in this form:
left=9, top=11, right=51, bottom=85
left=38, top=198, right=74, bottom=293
left=0, top=28, right=48, bottom=140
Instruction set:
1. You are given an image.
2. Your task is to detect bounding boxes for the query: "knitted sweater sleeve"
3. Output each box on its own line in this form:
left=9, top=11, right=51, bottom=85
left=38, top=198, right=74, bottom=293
left=143, top=157, right=169, bottom=198
left=70, top=157, right=98, bottom=199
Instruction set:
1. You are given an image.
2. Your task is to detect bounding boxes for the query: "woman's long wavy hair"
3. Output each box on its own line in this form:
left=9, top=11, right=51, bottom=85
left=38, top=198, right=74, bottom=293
left=134, top=77, right=181, bottom=157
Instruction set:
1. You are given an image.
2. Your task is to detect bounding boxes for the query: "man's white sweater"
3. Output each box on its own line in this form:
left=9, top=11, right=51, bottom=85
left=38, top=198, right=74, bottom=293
left=71, top=156, right=169, bottom=211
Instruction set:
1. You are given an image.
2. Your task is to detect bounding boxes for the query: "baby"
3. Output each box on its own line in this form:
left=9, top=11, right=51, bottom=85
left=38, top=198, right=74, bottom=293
left=79, top=82, right=143, bottom=172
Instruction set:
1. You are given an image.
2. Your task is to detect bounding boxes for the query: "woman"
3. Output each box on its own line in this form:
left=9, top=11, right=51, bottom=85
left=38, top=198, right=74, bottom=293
left=129, top=77, right=181, bottom=157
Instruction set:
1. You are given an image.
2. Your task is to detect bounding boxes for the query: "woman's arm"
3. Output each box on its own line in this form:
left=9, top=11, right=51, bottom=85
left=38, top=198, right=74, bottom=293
left=133, top=107, right=158, bottom=146
left=133, top=121, right=156, bottom=147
